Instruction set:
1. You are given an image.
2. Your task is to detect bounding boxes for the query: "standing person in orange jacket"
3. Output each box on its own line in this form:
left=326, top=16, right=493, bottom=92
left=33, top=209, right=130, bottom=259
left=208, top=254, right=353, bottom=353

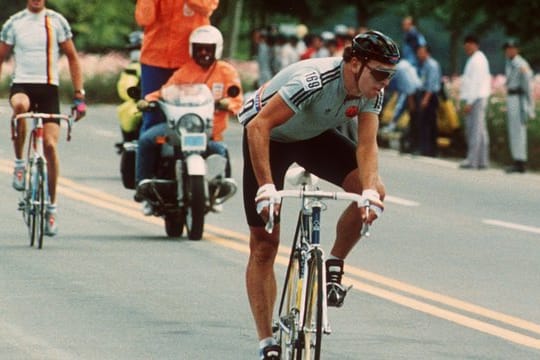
left=134, top=25, right=243, bottom=208
left=135, top=0, right=219, bottom=133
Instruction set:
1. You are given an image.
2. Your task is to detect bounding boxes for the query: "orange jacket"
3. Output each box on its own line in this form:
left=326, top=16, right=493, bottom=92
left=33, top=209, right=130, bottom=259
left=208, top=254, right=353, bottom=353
left=135, top=0, right=219, bottom=69
left=146, top=60, right=243, bottom=141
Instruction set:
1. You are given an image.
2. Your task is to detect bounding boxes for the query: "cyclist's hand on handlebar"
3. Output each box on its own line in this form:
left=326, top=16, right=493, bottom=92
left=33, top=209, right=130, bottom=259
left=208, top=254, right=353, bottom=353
left=255, top=184, right=280, bottom=232
left=361, top=189, right=384, bottom=224
left=72, top=98, right=87, bottom=121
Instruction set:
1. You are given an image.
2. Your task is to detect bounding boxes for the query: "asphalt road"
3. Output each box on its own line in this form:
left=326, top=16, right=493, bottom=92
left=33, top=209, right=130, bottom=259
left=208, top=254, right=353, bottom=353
left=0, top=102, right=539, bottom=359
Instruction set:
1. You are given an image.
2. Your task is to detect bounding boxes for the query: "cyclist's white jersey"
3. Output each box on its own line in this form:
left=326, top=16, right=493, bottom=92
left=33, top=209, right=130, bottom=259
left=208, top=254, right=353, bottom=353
left=0, top=8, right=72, bottom=85
left=239, top=57, right=383, bottom=142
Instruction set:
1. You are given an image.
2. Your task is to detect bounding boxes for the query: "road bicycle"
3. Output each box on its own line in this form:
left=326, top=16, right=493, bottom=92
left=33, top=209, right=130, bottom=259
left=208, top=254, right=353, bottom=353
left=269, top=167, right=372, bottom=360
left=13, top=112, right=73, bottom=249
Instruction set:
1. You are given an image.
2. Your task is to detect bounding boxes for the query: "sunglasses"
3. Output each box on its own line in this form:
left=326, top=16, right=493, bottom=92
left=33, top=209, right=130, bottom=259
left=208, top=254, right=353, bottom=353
left=364, top=63, right=396, bottom=82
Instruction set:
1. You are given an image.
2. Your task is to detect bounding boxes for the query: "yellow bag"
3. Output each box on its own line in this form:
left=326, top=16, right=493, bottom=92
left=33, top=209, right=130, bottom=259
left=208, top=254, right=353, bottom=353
left=117, top=101, right=142, bottom=133
left=437, top=98, right=460, bottom=135
left=117, top=62, right=141, bottom=102
left=381, top=92, right=410, bottom=128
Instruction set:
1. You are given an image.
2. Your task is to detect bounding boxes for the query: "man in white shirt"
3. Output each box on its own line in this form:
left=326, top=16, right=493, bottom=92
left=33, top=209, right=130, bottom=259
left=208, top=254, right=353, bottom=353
left=459, top=34, right=491, bottom=169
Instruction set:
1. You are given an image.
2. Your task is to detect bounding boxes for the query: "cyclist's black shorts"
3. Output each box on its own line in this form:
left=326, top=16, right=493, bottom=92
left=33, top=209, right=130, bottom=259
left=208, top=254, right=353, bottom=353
left=10, top=83, right=61, bottom=124
left=242, top=129, right=357, bottom=227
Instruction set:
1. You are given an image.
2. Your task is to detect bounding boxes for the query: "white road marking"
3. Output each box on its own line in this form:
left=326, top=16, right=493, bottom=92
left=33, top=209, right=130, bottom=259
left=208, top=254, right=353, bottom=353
left=483, top=218, right=540, bottom=235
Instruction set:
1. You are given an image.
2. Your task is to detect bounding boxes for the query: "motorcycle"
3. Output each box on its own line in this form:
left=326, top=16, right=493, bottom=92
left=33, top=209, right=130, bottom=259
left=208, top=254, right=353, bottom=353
left=121, top=83, right=239, bottom=240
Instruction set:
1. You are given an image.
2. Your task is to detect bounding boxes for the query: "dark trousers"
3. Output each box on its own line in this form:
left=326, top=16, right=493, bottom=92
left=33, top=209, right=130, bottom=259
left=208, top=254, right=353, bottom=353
left=412, top=91, right=439, bottom=157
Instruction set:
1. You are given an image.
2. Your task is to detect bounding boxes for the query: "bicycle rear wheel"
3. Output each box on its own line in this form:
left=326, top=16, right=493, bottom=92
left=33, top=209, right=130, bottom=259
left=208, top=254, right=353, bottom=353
left=300, top=248, right=323, bottom=360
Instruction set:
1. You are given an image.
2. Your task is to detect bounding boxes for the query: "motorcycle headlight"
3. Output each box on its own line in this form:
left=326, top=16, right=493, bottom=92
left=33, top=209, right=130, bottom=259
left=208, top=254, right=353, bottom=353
left=177, top=113, right=205, bottom=134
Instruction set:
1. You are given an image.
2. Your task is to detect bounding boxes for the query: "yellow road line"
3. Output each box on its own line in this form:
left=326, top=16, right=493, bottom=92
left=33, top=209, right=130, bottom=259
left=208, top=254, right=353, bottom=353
left=2, top=158, right=540, bottom=350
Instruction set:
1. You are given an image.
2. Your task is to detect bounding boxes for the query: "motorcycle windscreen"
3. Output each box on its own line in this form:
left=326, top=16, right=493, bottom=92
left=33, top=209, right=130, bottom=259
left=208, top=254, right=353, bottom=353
left=159, top=84, right=214, bottom=107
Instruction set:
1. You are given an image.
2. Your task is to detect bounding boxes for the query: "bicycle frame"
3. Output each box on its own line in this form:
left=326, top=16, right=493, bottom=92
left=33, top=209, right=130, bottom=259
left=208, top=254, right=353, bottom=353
left=13, top=112, right=73, bottom=248
left=273, top=170, right=372, bottom=359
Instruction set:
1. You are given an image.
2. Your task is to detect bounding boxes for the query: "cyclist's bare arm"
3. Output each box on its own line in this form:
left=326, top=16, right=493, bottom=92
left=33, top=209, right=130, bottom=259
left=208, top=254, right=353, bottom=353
left=355, top=111, right=385, bottom=223
left=245, top=93, right=294, bottom=223
left=0, top=42, right=14, bottom=81
left=245, top=93, right=293, bottom=187
left=60, top=40, right=84, bottom=96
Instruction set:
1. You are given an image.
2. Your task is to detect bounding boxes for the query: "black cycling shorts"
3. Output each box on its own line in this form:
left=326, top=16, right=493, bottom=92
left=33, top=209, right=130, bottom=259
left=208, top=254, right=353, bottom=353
left=10, top=83, right=61, bottom=124
left=242, top=128, right=357, bottom=227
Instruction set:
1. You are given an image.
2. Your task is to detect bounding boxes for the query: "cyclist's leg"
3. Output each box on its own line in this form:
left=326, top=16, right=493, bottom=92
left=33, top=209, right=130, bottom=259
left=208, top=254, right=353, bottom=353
left=38, top=85, right=61, bottom=204
left=43, top=122, right=60, bottom=203
left=9, top=85, right=31, bottom=159
left=296, top=130, right=365, bottom=259
left=243, top=133, right=292, bottom=344
left=297, top=130, right=360, bottom=307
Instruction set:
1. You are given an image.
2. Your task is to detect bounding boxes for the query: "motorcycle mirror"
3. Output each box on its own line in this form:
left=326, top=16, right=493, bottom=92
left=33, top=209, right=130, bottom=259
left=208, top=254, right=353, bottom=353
left=227, top=85, right=240, bottom=98
left=127, top=86, right=141, bottom=100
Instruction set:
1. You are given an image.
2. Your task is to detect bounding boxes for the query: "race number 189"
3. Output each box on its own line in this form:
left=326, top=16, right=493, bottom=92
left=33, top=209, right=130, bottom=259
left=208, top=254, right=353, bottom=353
left=302, top=71, right=322, bottom=91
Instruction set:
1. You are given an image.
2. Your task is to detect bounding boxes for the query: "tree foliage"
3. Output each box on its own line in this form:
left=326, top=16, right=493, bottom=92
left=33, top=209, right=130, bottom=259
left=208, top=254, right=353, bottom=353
left=0, top=0, right=538, bottom=70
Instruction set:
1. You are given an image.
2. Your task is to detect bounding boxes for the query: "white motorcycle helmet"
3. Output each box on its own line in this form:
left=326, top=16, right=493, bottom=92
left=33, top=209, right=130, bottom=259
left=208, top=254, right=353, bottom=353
left=189, top=25, right=223, bottom=68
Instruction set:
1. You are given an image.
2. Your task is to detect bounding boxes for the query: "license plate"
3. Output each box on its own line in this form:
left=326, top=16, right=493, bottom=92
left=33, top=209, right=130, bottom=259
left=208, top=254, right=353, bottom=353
left=181, top=133, right=206, bottom=151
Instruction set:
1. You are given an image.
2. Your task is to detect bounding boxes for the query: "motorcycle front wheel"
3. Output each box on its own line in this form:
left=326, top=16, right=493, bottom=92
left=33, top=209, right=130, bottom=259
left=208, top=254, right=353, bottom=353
left=165, top=211, right=185, bottom=238
left=184, top=175, right=205, bottom=240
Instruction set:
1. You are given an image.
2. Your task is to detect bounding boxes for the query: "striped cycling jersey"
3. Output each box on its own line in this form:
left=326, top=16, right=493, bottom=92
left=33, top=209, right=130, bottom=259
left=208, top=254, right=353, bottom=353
left=239, top=57, right=383, bottom=142
left=1, top=8, right=72, bottom=85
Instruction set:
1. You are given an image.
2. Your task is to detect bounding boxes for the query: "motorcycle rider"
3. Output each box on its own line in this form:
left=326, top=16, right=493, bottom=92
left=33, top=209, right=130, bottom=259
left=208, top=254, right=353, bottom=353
left=134, top=25, right=243, bottom=212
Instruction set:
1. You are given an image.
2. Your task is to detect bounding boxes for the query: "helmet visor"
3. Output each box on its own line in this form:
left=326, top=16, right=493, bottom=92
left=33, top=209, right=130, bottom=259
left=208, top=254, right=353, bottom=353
left=192, top=43, right=216, bottom=67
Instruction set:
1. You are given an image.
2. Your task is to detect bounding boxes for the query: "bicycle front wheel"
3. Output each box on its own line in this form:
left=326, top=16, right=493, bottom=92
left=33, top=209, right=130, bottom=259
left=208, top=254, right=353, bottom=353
left=34, top=159, right=46, bottom=249
left=301, top=248, right=323, bottom=360
left=278, top=249, right=301, bottom=360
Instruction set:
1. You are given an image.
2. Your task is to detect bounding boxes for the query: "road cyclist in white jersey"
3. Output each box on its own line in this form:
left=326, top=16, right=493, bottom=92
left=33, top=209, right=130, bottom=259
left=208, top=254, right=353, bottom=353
left=239, top=30, right=400, bottom=359
left=0, top=0, right=86, bottom=236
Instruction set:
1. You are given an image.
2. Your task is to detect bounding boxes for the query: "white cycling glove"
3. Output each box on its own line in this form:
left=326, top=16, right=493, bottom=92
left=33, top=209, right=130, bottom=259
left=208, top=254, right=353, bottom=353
left=255, top=184, right=279, bottom=233
left=361, top=189, right=383, bottom=218
left=255, top=183, right=278, bottom=214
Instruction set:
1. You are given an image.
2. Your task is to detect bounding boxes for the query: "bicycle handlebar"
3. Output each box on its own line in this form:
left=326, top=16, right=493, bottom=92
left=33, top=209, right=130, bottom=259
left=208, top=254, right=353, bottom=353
left=265, top=189, right=376, bottom=237
left=13, top=112, right=74, bottom=141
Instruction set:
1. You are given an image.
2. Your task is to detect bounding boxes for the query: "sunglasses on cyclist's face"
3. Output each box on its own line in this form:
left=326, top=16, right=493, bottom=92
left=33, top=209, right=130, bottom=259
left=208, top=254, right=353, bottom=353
left=364, top=63, right=396, bottom=82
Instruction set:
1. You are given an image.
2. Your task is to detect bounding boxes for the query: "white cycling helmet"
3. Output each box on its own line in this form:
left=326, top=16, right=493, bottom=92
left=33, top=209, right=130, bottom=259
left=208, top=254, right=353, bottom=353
left=189, top=25, right=224, bottom=65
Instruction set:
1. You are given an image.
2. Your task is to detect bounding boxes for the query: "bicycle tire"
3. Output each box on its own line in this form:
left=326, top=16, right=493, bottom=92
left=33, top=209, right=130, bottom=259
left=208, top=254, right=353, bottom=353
left=35, top=160, right=45, bottom=249
left=28, top=162, right=37, bottom=247
left=300, top=248, right=323, bottom=360
left=278, top=249, right=301, bottom=360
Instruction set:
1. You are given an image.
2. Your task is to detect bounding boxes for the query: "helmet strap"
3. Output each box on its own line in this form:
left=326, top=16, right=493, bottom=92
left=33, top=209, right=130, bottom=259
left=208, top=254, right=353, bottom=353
left=355, top=62, right=366, bottom=82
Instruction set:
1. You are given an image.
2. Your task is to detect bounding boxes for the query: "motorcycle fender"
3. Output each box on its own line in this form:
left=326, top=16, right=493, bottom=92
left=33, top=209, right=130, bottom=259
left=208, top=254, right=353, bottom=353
left=185, top=154, right=206, bottom=176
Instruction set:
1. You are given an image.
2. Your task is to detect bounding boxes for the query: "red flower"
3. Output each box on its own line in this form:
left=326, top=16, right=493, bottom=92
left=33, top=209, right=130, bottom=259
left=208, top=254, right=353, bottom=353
left=345, top=105, right=359, bottom=117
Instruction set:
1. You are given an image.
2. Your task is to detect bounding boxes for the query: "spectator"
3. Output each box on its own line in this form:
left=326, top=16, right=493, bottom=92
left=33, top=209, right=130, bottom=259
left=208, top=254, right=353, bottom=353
left=300, top=33, right=323, bottom=60
left=274, top=33, right=298, bottom=72
left=135, top=0, right=219, bottom=133
left=401, top=16, right=426, bottom=69
left=254, top=28, right=273, bottom=86
left=502, top=39, right=534, bottom=173
left=381, top=58, right=421, bottom=134
left=412, top=45, right=441, bottom=157
left=459, top=34, right=491, bottom=170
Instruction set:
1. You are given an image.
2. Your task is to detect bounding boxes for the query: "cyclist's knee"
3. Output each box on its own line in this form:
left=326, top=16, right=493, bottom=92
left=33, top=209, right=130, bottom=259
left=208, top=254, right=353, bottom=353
left=249, top=226, right=280, bottom=263
left=10, top=94, right=30, bottom=114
